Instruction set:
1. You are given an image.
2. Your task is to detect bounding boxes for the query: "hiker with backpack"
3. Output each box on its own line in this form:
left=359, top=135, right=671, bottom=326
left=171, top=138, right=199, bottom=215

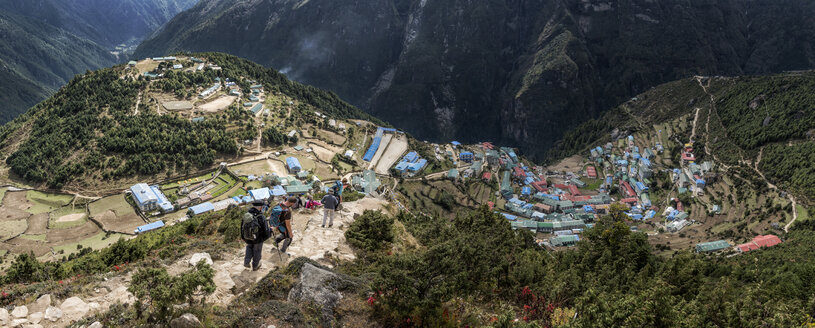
left=320, top=189, right=339, bottom=228
left=332, top=178, right=347, bottom=209
left=269, top=196, right=298, bottom=256
left=242, top=201, right=271, bottom=271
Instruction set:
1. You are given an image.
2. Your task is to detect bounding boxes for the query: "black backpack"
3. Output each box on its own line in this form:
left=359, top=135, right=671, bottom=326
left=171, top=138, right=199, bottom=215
left=241, top=208, right=269, bottom=243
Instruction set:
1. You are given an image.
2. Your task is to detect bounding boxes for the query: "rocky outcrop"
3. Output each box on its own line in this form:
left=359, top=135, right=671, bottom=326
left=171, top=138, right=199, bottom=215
left=189, top=252, right=213, bottom=266
left=44, top=306, right=63, bottom=322
left=287, top=263, right=344, bottom=324
left=170, top=313, right=202, bottom=328
left=60, top=296, right=90, bottom=320
left=11, top=305, right=28, bottom=318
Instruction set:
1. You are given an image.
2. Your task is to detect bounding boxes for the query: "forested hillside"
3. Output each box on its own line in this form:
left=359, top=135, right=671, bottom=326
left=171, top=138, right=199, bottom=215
left=0, top=53, right=378, bottom=190
left=0, top=0, right=197, bottom=48
left=0, top=0, right=196, bottom=123
left=0, top=11, right=117, bottom=121
left=136, top=0, right=815, bottom=160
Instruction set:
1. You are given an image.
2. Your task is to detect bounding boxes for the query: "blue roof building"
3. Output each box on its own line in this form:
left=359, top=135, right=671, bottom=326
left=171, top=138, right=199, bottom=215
left=130, top=183, right=158, bottom=212
left=135, top=220, right=165, bottom=234
left=188, top=202, right=215, bottom=216
left=407, top=159, right=427, bottom=172
left=249, top=188, right=271, bottom=201
left=286, top=157, right=302, bottom=173
left=272, top=185, right=287, bottom=196
left=394, top=161, right=410, bottom=173
left=459, top=152, right=474, bottom=163
left=403, top=152, right=419, bottom=163
left=521, top=187, right=532, bottom=196
left=150, top=185, right=174, bottom=213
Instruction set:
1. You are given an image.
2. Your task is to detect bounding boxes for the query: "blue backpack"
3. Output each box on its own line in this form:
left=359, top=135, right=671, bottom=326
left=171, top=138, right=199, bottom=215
left=268, top=204, right=287, bottom=234
left=333, top=181, right=344, bottom=196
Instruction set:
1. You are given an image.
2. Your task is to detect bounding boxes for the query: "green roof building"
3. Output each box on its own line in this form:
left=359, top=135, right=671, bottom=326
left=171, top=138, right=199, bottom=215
left=550, top=235, right=580, bottom=247
left=447, top=169, right=459, bottom=180
left=696, top=240, right=731, bottom=253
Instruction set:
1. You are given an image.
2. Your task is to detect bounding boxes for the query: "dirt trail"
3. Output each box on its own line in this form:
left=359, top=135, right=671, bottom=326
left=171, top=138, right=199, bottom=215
left=38, top=197, right=390, bottom=327
left=695, top=76, right=798, bottom=230
left=133, top=91, right=142, bottom=115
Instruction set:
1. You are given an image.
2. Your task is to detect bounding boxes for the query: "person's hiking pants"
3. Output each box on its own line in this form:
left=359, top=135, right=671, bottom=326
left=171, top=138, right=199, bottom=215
left=244, top=242, right=263, bottom=269
left=322, top=208, right=335, bottom=226
left=275, top=233, right=292, bottom=253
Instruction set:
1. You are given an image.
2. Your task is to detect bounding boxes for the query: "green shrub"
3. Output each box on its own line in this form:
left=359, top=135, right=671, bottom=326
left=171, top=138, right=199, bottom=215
left=129, top=261, right=216, bottom=321
left=345, top=210, right=394, bottom=252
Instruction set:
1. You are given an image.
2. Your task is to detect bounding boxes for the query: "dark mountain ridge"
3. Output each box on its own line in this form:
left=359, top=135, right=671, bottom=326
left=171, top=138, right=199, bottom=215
left=135, top=0, right=815, bottom=159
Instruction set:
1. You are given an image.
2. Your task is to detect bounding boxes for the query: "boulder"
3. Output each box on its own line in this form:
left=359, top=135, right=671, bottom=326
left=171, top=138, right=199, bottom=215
left=170, top=313, right=202, bottom=328
left=0, top=308, right=8, bottom=325
left=30, top=294, right=51, bottom=313
left=11, top=318, right=28, bottom=326
left=44, top=306, right=63, bottom=322
left=60, top=297, right=89, bottom=318
left=26, top=324, right=44, bottom=328
left=287, top=263, right=343, bottom=324
left=28, top=311, right=43, bottom=324
left=88, top=321, right=103, bottom=328
left=189, top=253, right=213, bottom=266
left=12, top=305, right=28, bottom=318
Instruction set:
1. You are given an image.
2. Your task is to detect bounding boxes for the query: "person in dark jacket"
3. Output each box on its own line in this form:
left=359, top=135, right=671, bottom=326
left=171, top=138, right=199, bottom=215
left=321, top=189, right=339, bottom=228
left=242, top=201, right=268, bottom=271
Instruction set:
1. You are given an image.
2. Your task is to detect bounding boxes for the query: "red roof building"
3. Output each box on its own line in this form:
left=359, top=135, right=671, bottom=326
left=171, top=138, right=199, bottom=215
left=621, top=181, right=636, bottom=197
left=753, top=235, right=782, bottom=247
left=554, top=184, right=569, bottom=190
left=531, top=180, right=548, bottom=192
left=513, top=166, right=526, bottom=178
left=481, top=142, right=495, bottom=150
left=534, top=203, right=553, bottom=213
left=682, top=152, right=696, bottom=162
left=737, top=235, right=782, bottom=252
left=482, top=172, right=493, bottom=181
left=487, top=201, right=495, bottom=209
left=568, top=184, right=581, bottom=196
left=586, top=166, right=597, bottom=179
left=573, top=195, right=592, bottom=202
left=620, top=198, right=638, bottom=206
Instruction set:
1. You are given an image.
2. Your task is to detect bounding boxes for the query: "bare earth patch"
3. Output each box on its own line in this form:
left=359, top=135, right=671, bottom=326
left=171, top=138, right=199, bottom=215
left=95, top=210, right=144, bottom=235
left=375, top=135, right=408, bottom=174
left=24, top=213, right=48, bottom=234
left=198, top=95, right=237, bottom=112
left=57, top=213, right=86, bottom=223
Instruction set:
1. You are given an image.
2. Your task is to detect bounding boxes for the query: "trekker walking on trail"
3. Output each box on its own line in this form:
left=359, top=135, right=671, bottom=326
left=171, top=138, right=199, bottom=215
left=269, top=196, right=297, bottom=255
left=321, top=189, right=339, bottom=228
left=332, top=178, right=347, bottom=209
left=241, top=201, right=270, bottom=271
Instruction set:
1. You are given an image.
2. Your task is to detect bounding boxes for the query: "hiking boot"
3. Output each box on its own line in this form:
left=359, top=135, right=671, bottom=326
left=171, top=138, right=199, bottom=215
left=328, top=223, right=333, bottom=227
left=252, top=263, right=262, bottom=271
left=321, top=224, right=325, bottom=228
left=243, top=263, right=250, bottom=269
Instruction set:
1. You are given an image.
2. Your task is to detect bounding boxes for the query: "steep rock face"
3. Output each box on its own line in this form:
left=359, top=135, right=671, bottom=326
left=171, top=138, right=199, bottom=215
left=136, top=0, right=815, bottom=159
